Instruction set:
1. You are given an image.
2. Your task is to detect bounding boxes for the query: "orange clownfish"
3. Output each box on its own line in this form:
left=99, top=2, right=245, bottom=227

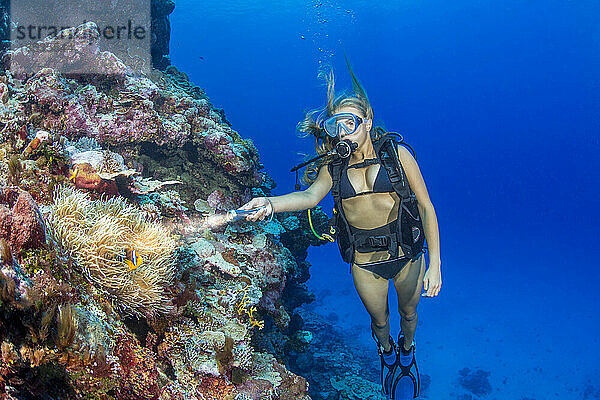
left=119, top=247, right=143, bottom=271
left=69, top=166, right=79, bottom=182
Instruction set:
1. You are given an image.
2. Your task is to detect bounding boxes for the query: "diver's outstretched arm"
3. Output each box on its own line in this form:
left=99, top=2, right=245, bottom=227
left=240, top=165, right=333, bottom=221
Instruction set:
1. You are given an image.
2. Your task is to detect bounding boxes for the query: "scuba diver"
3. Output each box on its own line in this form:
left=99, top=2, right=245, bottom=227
left=240, top=65, right=441, bottom=399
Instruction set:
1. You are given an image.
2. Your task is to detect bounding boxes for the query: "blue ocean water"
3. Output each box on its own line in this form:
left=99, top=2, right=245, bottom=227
left=171, top=1, right=600, bottom=398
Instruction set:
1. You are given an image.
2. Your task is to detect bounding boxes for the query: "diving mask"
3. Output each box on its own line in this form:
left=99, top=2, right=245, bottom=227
left=321, top=113, right=364, bottom=138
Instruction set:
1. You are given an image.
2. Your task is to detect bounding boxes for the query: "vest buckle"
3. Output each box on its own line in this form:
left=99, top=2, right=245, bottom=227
left=368, top=235, right=390, bottom=248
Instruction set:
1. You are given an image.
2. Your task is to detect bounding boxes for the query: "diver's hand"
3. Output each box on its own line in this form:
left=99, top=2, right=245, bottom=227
left=422, top=263, right=442, bottom=297
left=238, top=197, right=273, bottom=222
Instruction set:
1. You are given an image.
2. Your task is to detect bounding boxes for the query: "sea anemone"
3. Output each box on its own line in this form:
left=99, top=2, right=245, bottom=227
left=46, top=185, right=177, bottom=317
left=45, top=186, right=89, bottom=254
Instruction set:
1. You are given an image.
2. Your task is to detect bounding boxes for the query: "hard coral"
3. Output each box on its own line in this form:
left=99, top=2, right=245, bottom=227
left=330, top=374, right=383, bottom=400
left=161, top=319, right=228, bottom=378
left=235, top=352, right=309, bottom=400
left=114, top=333, right=160, bottom=399
left=272, top=359, right=311, bottom=400
left=196, top=375, right=235, bottom=400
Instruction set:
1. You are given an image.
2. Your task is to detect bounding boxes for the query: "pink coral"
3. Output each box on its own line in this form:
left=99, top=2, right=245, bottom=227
left=25, top=68, right=72, bottom=112
left=6, top=30, right=265, bottom=191
left=207, top=189, right=237, bottom=212
left=114, top=333, right=160, bottom=400
left=195, top=376, right=235, bottom=400
left=0, top=187, right=46, bottom=254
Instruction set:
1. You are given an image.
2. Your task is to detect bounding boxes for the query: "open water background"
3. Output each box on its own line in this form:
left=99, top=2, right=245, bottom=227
left=170, top=1, right=600, bottom=398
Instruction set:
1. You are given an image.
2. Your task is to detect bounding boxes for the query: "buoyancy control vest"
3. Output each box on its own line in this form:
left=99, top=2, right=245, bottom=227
left=327, top=134, right=426, bottom=265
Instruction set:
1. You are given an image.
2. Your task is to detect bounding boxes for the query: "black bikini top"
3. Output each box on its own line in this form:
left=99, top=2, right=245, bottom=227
left=339, top=158, right=394, bottom=200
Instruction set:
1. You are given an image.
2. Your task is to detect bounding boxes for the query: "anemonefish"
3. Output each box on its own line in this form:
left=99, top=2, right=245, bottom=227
left=119, top=247, right=143, bottom=271
left=69, top=166, right=79, bottom=182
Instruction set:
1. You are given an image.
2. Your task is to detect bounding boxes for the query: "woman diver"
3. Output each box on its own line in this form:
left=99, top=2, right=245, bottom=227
left=240, top=66, right=441, bottom=399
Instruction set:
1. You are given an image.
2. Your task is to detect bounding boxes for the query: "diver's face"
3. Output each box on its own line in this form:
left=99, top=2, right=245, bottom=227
left=334, top=106, right=372, bottom=148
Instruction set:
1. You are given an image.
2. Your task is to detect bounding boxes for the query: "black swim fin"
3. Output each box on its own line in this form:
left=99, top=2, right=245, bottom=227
left=373, top=333, right=398, bottom=397
left=391, top=334, right=420, bottom=399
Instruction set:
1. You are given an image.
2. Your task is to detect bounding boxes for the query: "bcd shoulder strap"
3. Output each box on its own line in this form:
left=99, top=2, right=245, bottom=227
left=375, top=135, right=425, bottom=259
left=375, top=135, right=412, bottom=200
left=328, top=157, right=355, bottom=264
left=328, top=157, right=344, bottom=205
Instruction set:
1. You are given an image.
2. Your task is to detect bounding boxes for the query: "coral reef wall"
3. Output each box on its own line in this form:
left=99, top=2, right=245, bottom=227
left=0, top=17, right=324, bottom=400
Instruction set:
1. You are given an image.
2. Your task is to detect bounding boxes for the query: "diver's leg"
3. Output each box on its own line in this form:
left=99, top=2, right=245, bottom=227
left=392, top=255, right=426, bottom=351
left=390, top=255, right=426, bottom=399
left=353, top=264, right=397, bottom=397
left=352, top=264, right=392, bottom=351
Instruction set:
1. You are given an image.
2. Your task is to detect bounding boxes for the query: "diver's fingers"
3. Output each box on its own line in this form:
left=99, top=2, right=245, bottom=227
left=247, top=206, right=268, bottom=222
left=422, top=279, right=432, bottom=297
left=247, top=210, right=261, bottom=222
left=239, top=198, right=258, bottom=210
left=257, top=207, right=269, bottom=221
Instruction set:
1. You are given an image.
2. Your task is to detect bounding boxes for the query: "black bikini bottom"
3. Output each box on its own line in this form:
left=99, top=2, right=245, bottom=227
left=355, top=252, right=423, bottom=280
